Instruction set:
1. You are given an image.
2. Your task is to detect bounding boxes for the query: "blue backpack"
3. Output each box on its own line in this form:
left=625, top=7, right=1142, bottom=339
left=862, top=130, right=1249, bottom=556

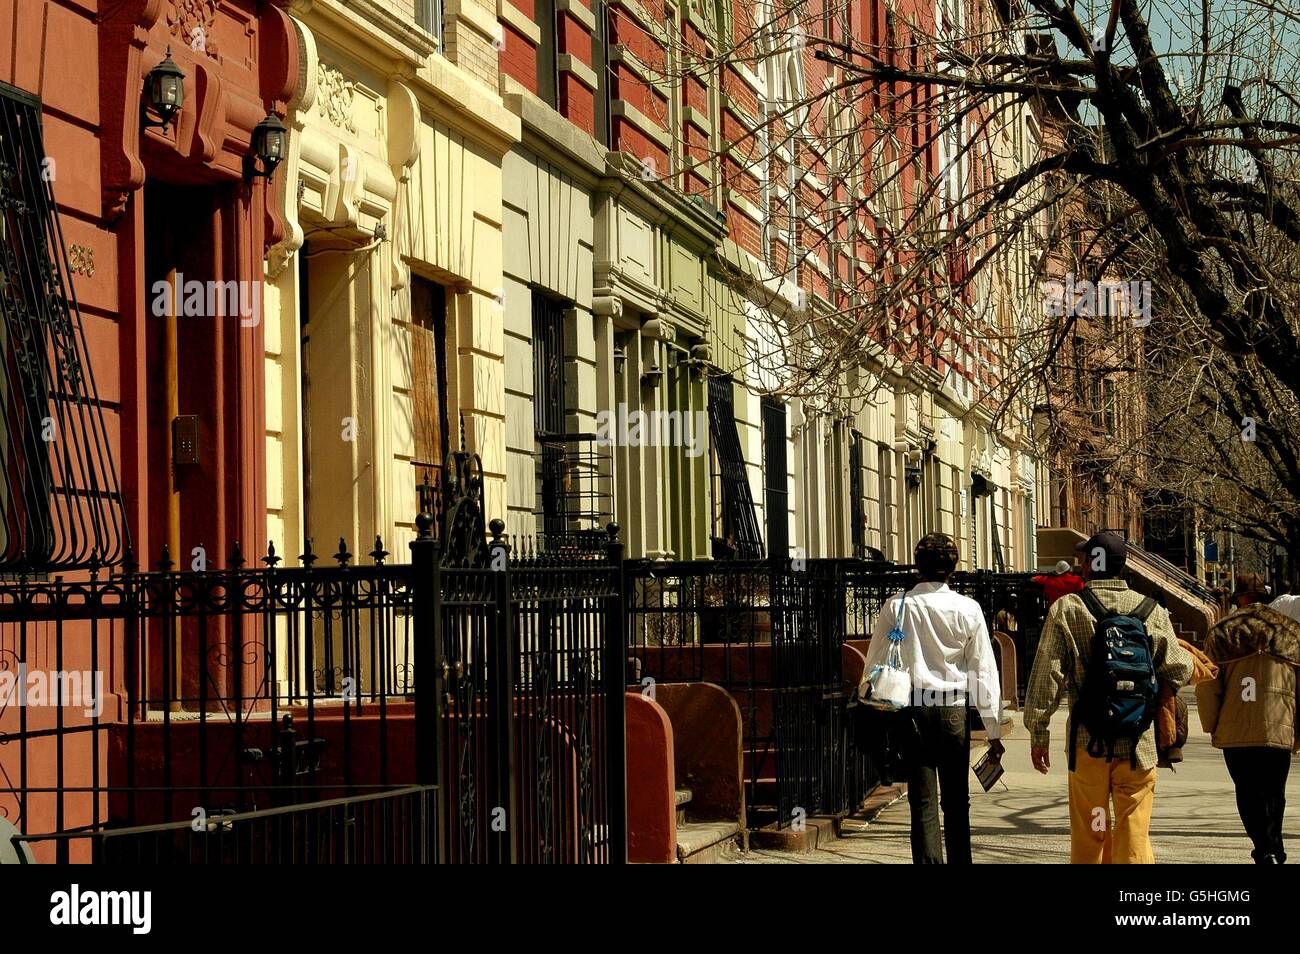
left=1069, top=588, right=1160, bottom=769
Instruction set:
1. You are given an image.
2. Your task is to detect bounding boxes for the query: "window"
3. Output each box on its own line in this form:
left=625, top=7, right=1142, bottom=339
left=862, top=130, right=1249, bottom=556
left=537, top=0, right=559, bottom=108
left=593, top=0, right=612, bottom=146
left=763, top=398, right=789, bottom=559
left=1100, top=377, right=1116, bottom=435
left=533, top=294, right=568, bottom=538
left=0, top=82, right=125, bottom=571
left=708, top=376, right=762, bottom=558
left=410, top=276, right=450, bottom=515
left=877, top=443, right=895, bottom=561
left=849, top=430, right=866, bottom=558
left=665, top=4, right=681, bottom=188
left=416, top=0, right=445, bottom=49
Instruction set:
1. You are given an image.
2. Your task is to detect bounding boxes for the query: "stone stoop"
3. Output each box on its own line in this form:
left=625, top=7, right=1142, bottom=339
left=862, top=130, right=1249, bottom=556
left=676, top=820, right=745, bottom=863
left=671, top=785, right=746, bottom=862
left=742, top=783, right=908, bottom=854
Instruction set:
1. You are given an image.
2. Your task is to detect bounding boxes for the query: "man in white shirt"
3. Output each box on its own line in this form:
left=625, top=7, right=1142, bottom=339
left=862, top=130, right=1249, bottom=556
left=864, top=532, right=1003, bottom=864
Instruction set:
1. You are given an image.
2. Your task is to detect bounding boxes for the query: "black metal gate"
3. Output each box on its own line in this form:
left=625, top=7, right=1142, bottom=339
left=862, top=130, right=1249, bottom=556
left=771, top=561, right=847, bottom=826
left=1, top=456, right=628, bottom=863
left=412, top=458, right=627, bottom=863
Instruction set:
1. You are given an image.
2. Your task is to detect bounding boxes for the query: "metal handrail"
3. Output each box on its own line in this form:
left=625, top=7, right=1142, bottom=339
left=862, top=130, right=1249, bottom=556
left=13, top=785, right=435, bottom=846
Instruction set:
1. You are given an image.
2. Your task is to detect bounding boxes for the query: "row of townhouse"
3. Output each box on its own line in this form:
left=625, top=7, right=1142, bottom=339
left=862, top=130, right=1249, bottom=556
left=260, top=0, right=1047, bottom=571
left=3, top=0, right=1045, bottom=582
left=0, top=0, right=1048, bottom=852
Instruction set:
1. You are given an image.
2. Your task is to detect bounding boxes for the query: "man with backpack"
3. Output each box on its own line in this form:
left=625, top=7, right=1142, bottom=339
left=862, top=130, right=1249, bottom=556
left=1023, top=531, right=1193, bottom=863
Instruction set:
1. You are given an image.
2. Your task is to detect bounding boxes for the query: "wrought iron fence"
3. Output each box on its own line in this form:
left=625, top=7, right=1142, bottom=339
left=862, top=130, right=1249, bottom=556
left=625, top=558, right=869, bottom=827
left=628, top=558, right=1049, bottom=829
left=422, top=521, right=625, bottom=863
left=1, top=482, right=1043, bottom=855
left=0, top=543, right=422, bottom=862
left=0, top=515, right=628, bottom=863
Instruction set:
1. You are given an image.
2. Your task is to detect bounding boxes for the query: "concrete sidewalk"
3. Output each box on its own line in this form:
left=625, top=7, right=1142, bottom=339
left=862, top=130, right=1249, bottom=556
left=727, top=693, right=1300, bottom=864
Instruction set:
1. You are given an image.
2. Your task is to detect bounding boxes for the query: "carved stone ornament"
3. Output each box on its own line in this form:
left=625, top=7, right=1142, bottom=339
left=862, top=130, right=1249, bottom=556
left=168, top=0, right=220, bottom=57
left=316, top=63, right=356, bottom=134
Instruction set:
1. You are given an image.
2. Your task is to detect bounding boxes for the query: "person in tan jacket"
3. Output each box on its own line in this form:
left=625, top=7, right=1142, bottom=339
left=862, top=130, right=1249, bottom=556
left=1198, top=574, right=1300, bottom=863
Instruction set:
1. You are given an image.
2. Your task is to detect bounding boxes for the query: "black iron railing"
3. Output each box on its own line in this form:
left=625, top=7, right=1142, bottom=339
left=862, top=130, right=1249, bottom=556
left=13, top=785, right=437, bottom=864
left=0, top=517, right=629, bottom=863
left=1, top=494, right=1043, bottom=855
left=625, top=558, right=865, bottom=828
left=628, top=558, right=1049, bottom=828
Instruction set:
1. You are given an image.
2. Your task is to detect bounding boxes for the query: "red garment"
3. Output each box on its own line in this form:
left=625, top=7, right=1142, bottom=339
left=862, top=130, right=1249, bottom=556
left=1033, top=572, right=1085, bottom=606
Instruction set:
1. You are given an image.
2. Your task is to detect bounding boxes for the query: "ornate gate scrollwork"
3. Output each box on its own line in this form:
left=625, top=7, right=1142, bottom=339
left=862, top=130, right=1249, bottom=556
left=438, top=450, right=487, bottom=568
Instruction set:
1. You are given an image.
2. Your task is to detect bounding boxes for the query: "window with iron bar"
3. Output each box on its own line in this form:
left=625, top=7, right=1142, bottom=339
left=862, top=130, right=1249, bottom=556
left=708, top=375, right=762, bottom=559
left=0, top=82, right=127, bottom=572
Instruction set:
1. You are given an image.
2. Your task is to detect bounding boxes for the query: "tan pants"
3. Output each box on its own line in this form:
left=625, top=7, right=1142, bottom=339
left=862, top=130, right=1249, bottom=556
left=1067, top=749, right=1157, bottom=864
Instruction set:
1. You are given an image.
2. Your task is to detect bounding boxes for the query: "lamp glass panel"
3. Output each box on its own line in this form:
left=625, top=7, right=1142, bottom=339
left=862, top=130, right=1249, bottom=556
left=265, top=129, right=284, bottom=159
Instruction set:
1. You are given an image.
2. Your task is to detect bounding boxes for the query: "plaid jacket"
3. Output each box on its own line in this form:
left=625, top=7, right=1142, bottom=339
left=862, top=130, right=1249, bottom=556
left=1022, top=579, right=1194, bottom=771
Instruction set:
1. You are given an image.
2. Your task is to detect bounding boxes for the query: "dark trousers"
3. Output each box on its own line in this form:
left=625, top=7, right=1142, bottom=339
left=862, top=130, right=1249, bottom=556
left=905, top=704, right=971, bottom=864
left=1223, top=747, right=1291, bottom=862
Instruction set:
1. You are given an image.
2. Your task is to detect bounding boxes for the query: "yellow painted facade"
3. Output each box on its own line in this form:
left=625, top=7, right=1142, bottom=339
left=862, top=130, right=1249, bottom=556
left=265, top=0, right=518, bottom=557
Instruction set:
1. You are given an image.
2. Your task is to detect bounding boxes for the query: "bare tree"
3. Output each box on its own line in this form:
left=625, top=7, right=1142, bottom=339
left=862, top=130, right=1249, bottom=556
left=628, top=0, right=1300, bottom=557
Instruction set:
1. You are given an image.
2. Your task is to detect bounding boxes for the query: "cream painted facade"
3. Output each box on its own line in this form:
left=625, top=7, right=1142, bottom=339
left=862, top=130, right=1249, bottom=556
left=264, top=0, right=519, bottom=558
left=705, top=234, right=1042, bottom=570
left=590, top=163, right=725, bottom=561
left=500, top=78, right=723, bottom=560
left=499, top=80, right=603, bottom=543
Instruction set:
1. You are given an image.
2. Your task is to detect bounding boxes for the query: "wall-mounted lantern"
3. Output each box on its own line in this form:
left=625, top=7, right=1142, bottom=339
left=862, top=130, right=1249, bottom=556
left=248, top=112, right=288, bottom=180
left=142, top=49, right=185, bottom=131
left=613, top=346, right=626, bottom=375
left=640, top=364, right=663, bottom=389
